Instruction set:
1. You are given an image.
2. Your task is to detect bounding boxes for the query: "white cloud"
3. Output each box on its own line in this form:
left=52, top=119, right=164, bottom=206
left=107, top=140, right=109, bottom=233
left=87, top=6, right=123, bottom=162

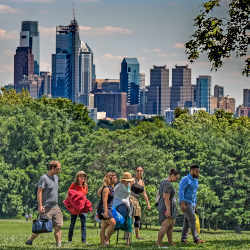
left=80, top=25, right=133, bottom=36
left=0, top=28, right=17, bottom=40
left=40, top=26, right=55, bottom=36
left=0, top=4, right=17, bottom=13
left=5, top=0, right=55, bottom=3
left=174, top=42, right=185, bottom=49
left=103, top=53, right=123, bottom=61
left=4, top=49, right=13, bottom=57
left=0, top=64, right=13, bottom=73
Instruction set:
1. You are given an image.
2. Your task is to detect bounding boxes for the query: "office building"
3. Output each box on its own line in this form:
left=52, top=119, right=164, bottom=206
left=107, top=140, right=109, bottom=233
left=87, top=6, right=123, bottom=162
left=218, top=95, right=236, bottom=113
left=243, top=89, right=250, bottom=107
left=79, top=42, right=95, bottom=100
left=236, top=105, right=250, bottom=117
left=196, top=75, right=211, bottom=113
left=171, top=65, right=193, bottom=110
left=14, top=47, right=34, bottom=90
left=120, top=58, right=140, bottom=105
left=139, top=73, right=146, bottom=89
left=94, top=92, right=127, bottom=119
left=52, top=17, right=81, bottom=102
left=146, top=65, right=170, bottom=114
left=210, top=96, right=218, bottom=114
left=17, top=74, right=42, bottom=98
left=20, top=21, right=40, bottom=74
left=40, top=72, right=52, bottom=97
left=214, top=85, right=224, bottom=98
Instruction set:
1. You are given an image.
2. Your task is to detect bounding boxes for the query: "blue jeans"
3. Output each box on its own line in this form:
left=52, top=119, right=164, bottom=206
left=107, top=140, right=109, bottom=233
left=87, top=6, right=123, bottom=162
left=68, top=214, right=86, bottom=242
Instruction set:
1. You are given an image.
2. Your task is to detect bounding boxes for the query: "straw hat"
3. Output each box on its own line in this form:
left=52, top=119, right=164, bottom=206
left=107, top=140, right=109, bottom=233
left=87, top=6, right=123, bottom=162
left=121, top=172, right=134, bottom=182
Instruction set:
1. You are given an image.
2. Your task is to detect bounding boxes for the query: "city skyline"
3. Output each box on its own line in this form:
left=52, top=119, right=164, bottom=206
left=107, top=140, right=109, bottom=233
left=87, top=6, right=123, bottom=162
left=0, top=0, right=249, bottom=106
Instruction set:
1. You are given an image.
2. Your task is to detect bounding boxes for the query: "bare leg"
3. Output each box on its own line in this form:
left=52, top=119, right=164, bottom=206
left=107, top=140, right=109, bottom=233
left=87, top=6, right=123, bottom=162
left=157, top=219, right=169, bottom=246
left=100, top=220, right=108, bottom=246
left=167, top=221, right=175, bottom=245
left=27, top=233, right=39, bottom=242
left=105, top=218, right=116, bottom=244
left=54, top=226, right=62, bottom=246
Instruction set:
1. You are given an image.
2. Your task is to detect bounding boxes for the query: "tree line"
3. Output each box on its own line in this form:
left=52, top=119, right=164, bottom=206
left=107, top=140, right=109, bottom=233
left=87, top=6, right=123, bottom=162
left=0, top=89, right=249, bottom=231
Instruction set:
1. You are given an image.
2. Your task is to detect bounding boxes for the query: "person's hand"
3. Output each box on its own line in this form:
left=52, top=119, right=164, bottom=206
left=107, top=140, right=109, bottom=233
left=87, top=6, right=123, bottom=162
left=147, top=204, right=151, bottom=210
left=164, top=210, right=171, bottom=218
left=103, top=211, right=109, bottom=219
left=38, top=205, right=45, bottom=214
left=180, top=202, right=187, bottom=213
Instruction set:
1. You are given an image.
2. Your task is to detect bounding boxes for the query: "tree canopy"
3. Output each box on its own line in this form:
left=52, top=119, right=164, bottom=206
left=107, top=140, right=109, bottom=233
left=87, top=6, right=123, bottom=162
left=185, top=0, right=250, bottom=76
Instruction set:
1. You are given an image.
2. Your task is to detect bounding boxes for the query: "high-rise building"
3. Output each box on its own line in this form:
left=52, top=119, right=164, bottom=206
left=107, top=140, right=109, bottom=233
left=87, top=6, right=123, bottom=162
left=146, top=65, right=170, bottom=115
left=94, top=92, right=127, bottom=119
left=243, top=89, right=250, bottom=107
left=120, top=58, right=140, bottom=105
left=40, top=71, right=52, bottom=97
left=20, top=21, right=40, bottom=75
left=17, top=74, right=42, bottom=98
left=79, top=42, right=94, bottom=103
left=14, top=47, right=34, bottom=90
left=52, top=17, right=81, bottom=102
left=210, top=96, right=218, bottom=114
left=196, top=75, right=211, bottom=113
left=171, top=65, right=193, bottom=110
left=214, top=85, right=224, bottom=98
left=218, top=96, right=236, bottom=113
left=139, top=73, right=146, bottom=89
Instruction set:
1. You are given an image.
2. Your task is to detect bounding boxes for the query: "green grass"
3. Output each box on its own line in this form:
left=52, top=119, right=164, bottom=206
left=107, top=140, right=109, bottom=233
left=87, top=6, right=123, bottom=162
left=0, top=219, right=249, bottom=250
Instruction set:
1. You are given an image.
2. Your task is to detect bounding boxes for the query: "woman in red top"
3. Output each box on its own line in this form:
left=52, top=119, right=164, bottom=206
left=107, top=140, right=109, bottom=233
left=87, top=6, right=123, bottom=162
left=68, top=171, right=88, bottom=244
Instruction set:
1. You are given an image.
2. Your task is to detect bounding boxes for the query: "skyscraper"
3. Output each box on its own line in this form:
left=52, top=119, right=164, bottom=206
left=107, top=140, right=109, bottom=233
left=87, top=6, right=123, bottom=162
left=52, top=17, right=81, bottom=102
left=40, top=71, right=52, bottom=97
left=171, top=65, right=193, bottom=110
left=146, top=65, right=170, bottom=115
left=20, top=21, right=40, bottom=75
left=214, top=85, right=224, bottom=98
left=196, top=75, right=211, bottom=113
left=120, top=58, right=140, bottom=105
left=79, top=42, right=95, bottom=105
left=14, top=47, right=34, bottom=90
left=139, top=73, right=146, bottom=89
left=243, top=89, right=250, bottom=107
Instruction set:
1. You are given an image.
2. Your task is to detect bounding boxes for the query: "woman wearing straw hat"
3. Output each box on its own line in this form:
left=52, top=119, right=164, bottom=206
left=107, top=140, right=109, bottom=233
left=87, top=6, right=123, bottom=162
left=113, top=172, right=134, bottom=245
left=130, top=166, right=151, bottom=239
left=67, top=171, right=89, bottom=244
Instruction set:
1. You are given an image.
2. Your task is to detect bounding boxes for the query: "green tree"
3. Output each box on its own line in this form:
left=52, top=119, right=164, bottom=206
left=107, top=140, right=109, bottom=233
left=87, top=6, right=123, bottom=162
left=186, top=0, right=250, bottom=75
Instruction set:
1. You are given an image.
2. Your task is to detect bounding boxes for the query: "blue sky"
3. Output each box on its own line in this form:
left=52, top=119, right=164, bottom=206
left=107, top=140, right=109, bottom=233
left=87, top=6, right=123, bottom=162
left=0, top=0, right=249, bottom=105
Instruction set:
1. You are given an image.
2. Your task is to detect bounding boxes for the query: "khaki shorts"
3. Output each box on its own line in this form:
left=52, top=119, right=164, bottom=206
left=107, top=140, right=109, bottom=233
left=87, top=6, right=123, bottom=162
left=130, top=196, right=141, bottom=217
left=44, top=205, right=63, bottom=228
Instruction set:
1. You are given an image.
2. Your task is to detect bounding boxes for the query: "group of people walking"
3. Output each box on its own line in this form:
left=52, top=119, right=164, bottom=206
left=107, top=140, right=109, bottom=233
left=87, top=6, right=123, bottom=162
left=25, top=160, right=204, bottom=248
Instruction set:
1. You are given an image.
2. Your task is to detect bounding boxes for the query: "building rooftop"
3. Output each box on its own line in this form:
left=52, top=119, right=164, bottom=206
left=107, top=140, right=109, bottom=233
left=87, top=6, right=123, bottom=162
left=123, top=57, right=139, bottom=64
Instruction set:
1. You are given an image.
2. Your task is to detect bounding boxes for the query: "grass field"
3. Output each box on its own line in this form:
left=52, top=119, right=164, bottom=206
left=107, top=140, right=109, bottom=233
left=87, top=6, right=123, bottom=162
left=0, top=219, right=249, bottom=250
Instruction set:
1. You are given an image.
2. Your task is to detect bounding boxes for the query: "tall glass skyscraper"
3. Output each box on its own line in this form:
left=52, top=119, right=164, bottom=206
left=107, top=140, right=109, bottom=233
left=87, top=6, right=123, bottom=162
left=20, top=21, right=40, bottom=75
left=79, top=42, right=94, bottom=95
left=196, top=75, right=211, bottom=113
left=52, top=18, right=81, bottom=102
left=120, top=58, right=140, bottom=105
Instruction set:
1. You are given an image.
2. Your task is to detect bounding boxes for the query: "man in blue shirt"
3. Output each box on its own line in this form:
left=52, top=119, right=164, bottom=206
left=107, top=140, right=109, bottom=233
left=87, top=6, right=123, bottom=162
left=179, top=165, right=204, bottom=244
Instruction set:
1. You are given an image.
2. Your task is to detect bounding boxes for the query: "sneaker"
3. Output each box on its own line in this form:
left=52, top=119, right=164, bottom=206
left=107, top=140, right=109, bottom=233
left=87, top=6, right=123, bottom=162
left=56, top=242, right=62, bottom=248
left=25, top=240, right=32, bottom=245
left=181, top=240, right=187, bottom=244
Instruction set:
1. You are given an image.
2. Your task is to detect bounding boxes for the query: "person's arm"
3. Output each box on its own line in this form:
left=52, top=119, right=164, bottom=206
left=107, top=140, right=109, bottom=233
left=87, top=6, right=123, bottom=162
left=102, top=187, right=110, bottom=218
left=37, top=187, right=45, bottom=214
left=97, top=186, right=103, bottom=197
left=163, top=192, right=171, bottom=217
left=179, top=177, right=189, bottom=211
left=143, top=186, right=151, bottom=210
left=37, top=176, right=46, bottom=214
